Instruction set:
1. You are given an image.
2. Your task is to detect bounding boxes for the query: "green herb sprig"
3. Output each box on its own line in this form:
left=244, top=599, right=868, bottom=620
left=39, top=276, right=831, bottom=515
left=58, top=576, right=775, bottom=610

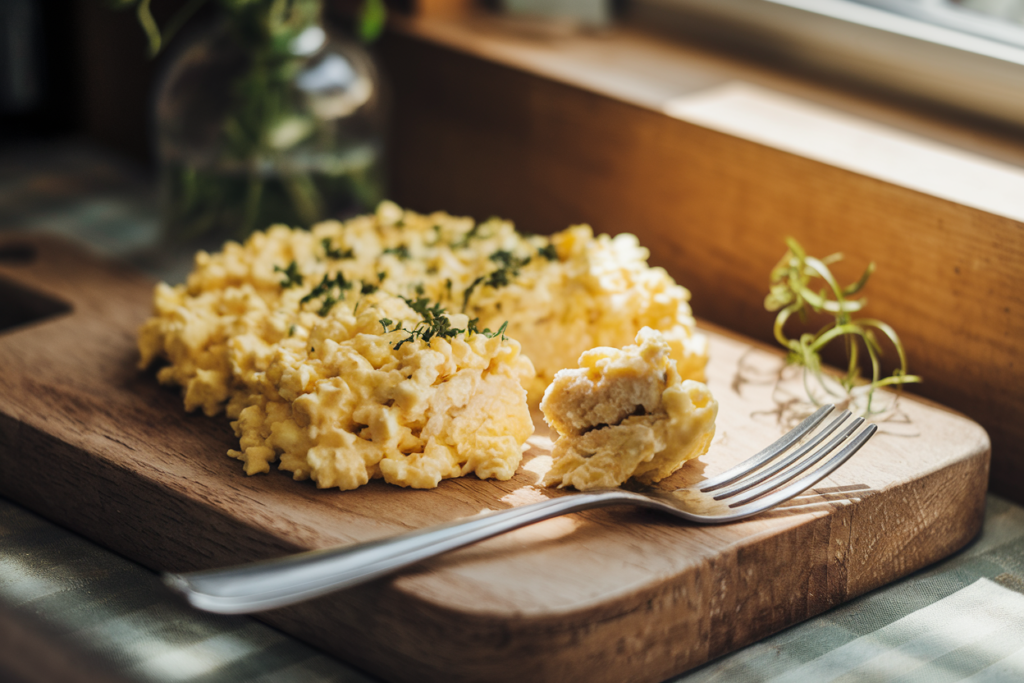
left=382, top=244, right=411, bottom=260
left=537, top=244, right=558, bottom=261
left=461, top=250, right=531, bottom=312
left=470, top=319, right=508, bottom=339
left=274, top=260, right=303, bottom=288
left=452, top=217, right=500, bottom=249
left=322, top=238, right=353, bottom=260
left=381, top=298, right=508, bottom=350
left=301, top=271, right=353, bottom=315
left=765, top=238, right=921, bottom=413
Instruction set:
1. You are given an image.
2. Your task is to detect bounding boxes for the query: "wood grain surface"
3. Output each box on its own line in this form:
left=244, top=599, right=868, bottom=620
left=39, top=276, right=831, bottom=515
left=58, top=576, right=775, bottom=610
left=377, top=20, right=1024, bottom=507
left=0, top=236, right=990, bottom=683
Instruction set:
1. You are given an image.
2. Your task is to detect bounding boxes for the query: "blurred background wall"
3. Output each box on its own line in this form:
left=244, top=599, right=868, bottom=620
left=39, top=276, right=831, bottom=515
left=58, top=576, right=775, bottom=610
left=0, top=0, right=386, bottom=163
left=1, top=0, right=81, bottom=147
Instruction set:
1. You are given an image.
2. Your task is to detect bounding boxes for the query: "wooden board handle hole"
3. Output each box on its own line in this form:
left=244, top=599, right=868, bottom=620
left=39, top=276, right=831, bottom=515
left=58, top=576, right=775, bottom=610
left=0, top=277, right=72, bottom=334
left=0, top=243, right=38, bottom=265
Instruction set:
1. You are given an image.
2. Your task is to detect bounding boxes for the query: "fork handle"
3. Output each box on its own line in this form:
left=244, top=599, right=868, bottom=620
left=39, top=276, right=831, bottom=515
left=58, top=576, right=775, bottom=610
left=164, top=489, right=646, bottom=614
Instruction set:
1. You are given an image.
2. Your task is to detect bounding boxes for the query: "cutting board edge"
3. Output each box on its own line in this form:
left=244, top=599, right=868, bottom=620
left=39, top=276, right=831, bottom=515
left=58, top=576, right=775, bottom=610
left=0, top=412, right=309, bottom=572
left=245, top=437, right=989, bottom=683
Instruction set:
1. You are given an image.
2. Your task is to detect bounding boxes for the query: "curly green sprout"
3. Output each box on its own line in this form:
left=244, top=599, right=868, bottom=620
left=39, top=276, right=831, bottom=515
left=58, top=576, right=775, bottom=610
left=764, top=238, right=921, bottom=414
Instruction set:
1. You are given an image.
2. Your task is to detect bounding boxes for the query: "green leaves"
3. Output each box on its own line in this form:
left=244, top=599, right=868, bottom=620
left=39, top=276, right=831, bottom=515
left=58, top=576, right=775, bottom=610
left=357, top=0, right=387, bottom=43
left=136, top=0, right=162, bottom=56
left=107, top=0, right=212, bottom=56
left=382, top=297, right=509, bottom=350
left=537, top=244, right=558, bottom=261
left=452, top=220, right=490, bottom=249
left=382, top=244, right=411, bottom=260
left=766, top=238, right=921, bottom=414
left=301, top=271, right=353, bottom=315
left=461, top=249, right=531, bottom=312
left=274, top=260, right=304, bottom=287
left=322, top=238, right=354, bottom=260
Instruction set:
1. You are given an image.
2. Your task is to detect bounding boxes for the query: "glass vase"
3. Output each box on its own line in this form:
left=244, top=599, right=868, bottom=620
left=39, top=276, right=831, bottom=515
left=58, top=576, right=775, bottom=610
left=154, top=15, right=385, bottom=246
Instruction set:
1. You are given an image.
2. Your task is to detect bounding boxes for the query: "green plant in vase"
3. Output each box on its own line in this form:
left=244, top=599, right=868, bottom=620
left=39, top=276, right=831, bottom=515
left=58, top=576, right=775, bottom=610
left=110, top=0, right=388, bottom=242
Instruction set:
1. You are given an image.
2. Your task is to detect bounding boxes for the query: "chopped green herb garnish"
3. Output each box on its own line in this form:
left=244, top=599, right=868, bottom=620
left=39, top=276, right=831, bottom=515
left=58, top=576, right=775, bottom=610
left=274, top=261, right=303, bottom=288
left=318, top=297, right=338, bottom=316
left=381, top=299, right=509, bottom=349
left=538, top=244, right=558, bottom=261
left=404, top=296, right=446, bottom=322
left=301, top=272, right=353, bottom=315
left=489, top=249, right=531, bottom=274
left=452, top=218, right=497, bottom=249
left=462, top=250, right=531, bottom=311
left=323, top=240, right=356, bottom=262
left=322, top=238, right=353, bottom=260
left=382, top=297, right=507, bottom=350
left=462, top=275, right=485, bottom=312
left=361, top=282, right=378, bottom=295
left=414, top=282, right=425, bottom=295
left=467, top=318, right=509, bottom=339
left=488, top=249, right=525, bottom=268
left=453, top=224, right=480, bottom=249
left=382, top=244, right=410, bottom=260
left=485, top=267, right=512, bottom=289
left=287, top=324, right=296, bottom=337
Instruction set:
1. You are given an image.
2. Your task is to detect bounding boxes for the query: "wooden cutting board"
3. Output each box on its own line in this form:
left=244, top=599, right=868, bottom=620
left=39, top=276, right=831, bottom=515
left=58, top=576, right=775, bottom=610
left=0, top=235, right=989, bottom=683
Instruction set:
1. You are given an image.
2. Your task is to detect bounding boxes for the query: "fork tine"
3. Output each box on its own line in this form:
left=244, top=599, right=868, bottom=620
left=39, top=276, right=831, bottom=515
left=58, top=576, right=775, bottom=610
left=724, top=416, right=864, bottom=506
left=700, top=404, right=835, bottom=492
left=728, top=423, right=877, bottom=512
left=711, top=410, right=853, bottom=500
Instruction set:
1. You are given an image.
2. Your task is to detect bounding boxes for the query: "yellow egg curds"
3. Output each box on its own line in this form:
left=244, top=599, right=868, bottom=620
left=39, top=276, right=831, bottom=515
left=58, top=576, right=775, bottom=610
left=138, top=202, right=709, bottom=490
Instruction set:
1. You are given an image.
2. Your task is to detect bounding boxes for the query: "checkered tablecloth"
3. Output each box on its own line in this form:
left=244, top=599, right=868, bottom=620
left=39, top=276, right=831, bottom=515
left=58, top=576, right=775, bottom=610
left=2, top=495, right=1023, bottom=683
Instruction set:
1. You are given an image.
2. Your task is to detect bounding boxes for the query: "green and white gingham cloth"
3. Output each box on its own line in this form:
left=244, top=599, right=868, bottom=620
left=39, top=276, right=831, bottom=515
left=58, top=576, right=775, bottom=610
left=2, top=495, right=1023, bottom=683
left=677, top=495, right=1024, bottom=683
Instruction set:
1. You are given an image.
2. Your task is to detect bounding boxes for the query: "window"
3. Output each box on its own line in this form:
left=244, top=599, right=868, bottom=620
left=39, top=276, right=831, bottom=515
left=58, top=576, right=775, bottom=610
left=629, top=0, right=1024, bottom=127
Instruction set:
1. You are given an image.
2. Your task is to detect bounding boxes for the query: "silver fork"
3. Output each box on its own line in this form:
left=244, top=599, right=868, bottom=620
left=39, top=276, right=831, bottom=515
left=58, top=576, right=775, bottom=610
left=164, top=404, right=875, bottom=614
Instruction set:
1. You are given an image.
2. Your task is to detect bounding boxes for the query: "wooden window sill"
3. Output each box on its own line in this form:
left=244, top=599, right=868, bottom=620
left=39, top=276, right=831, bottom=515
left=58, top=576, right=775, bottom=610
left=378, top=11, right=1024, bottom=502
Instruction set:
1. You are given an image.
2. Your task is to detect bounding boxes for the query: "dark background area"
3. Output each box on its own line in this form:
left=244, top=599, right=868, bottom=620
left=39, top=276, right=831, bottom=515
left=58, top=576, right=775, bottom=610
left=1, top=0, right=175, bottom=161
left=0, top=0, right=400, bottom=164
left=0, top=0, right=79, bottom=143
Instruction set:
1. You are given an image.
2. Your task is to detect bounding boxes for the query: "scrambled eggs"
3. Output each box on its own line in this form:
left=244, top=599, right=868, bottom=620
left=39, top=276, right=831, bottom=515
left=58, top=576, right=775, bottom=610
left=138, top=202, right=709, bottom=490
left=540, top=328, right=718, bottom=491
